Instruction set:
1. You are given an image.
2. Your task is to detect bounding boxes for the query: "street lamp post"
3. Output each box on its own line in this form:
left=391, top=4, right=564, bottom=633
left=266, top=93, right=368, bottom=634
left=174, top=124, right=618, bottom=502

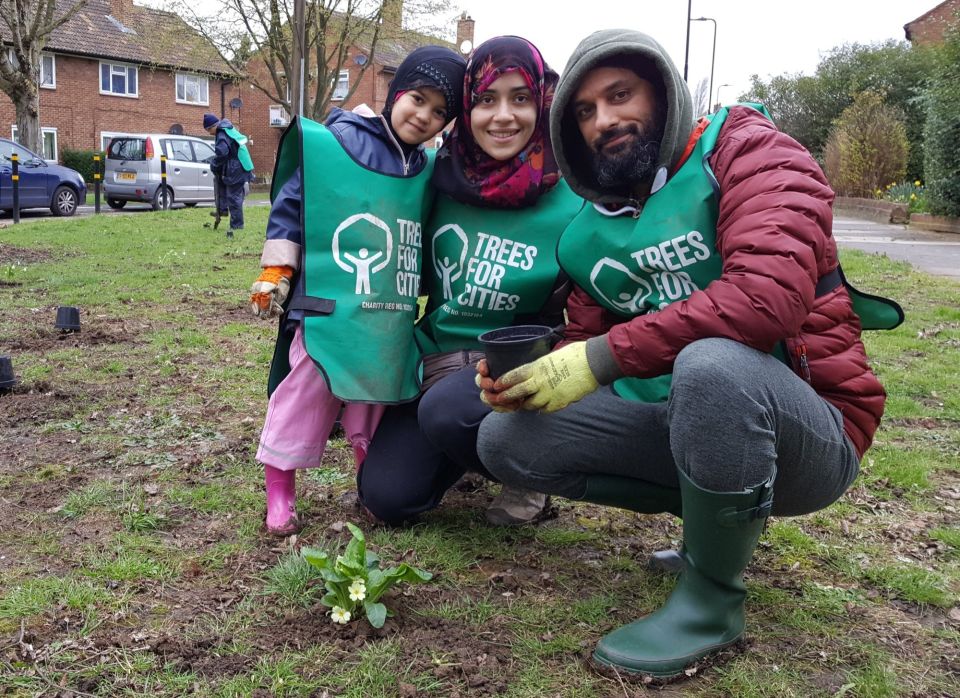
left=715, top=83, right=733, bottom=111
left=683, top=0, right=692, bottom=82
left=691, top=16, right=716, bottom=115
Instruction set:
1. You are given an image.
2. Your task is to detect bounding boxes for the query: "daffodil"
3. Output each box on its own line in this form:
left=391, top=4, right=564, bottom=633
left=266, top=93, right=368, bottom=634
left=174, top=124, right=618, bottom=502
left=348, top=578, right=367, bottom=602
left=331, top=606, right=351, bottom=624
left=911, top=193, right=917, bottom=200
left=914, top=180, right=922, bottom=187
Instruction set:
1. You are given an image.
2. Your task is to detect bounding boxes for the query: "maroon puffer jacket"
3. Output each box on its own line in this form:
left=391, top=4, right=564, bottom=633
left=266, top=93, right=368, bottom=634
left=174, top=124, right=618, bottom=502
left=563, top=106, right=885, bottom=457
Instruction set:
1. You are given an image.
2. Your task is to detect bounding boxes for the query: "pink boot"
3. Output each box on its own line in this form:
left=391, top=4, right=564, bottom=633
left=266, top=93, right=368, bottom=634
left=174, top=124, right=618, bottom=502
left=264, top=465, right=299, bottom=536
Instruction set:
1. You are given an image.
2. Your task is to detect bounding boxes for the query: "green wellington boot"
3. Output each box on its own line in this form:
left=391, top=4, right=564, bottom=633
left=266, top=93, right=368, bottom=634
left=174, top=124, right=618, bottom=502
left=593, top=468, right=773, bottom=678
left=580, top=475, right=685, bottom=573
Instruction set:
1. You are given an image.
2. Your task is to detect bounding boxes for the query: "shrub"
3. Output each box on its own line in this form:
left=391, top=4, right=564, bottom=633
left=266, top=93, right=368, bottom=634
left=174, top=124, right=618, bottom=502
left=60, top=148, right=105, bottom=185
left=923, top=26, right=960, bottom=217
left=823, top=91, right=908, bottom=198
left=876, top=180, right=928, bottom=214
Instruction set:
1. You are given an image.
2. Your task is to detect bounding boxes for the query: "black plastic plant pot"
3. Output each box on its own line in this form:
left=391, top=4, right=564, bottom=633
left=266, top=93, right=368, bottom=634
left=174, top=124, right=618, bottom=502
left=478, top=324, right=553, bottom=379
left=0, top=355, right=18, bottom=392
left=55, top=305, right=81, bottom=332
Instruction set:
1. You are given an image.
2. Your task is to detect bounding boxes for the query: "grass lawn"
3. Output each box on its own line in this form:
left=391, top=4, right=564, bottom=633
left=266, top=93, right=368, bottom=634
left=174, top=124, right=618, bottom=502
left=0, top=209, right=957, bottom=697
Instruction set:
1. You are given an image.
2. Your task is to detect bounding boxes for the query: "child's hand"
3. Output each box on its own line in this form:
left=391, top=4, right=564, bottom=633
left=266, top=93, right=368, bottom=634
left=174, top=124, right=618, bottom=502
left=475, top=359, right=525, bottom=413
left=250, top=266, right=293, bottom=318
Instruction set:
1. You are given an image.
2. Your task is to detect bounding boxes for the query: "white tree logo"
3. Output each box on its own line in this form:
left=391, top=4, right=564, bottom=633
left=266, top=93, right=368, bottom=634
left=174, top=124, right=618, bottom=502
left=431, top=223, right=469, bottom=300
left=589, top=258, right=654, bottom=313
left=332, top=213, right=393, bottom=295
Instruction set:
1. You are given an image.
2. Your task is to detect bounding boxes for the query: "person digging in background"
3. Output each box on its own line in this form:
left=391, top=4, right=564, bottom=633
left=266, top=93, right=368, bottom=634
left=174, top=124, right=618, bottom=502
left=476, top=28, right=901, bottom=679
left=357, top=36, right=583, bottom=527
left=204, top=113, right=254, bottom=237
left=248, top=45, right=467, bottom=536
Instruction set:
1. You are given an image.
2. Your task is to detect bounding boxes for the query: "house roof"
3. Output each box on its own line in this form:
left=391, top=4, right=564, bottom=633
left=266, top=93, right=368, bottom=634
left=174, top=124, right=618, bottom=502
left=369, top=31, right=457, bottom=73
left=0, top=0, right=232, bottom=76
left=904, top=0, right=960, bottom=41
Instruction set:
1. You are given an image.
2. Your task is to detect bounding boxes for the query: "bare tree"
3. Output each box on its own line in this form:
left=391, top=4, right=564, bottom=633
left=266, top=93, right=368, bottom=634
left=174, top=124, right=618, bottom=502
left=169, top=0, right=455, bottom=122
left=691, top=77, right=709, bottom=118
left=0, top=0, right=87, bottom=153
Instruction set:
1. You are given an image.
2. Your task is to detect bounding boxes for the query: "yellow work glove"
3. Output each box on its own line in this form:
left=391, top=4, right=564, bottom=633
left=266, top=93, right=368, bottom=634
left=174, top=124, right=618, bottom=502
left=494, top=342, right=599, bottom=413
left=250, top=265, right=294, bottom=319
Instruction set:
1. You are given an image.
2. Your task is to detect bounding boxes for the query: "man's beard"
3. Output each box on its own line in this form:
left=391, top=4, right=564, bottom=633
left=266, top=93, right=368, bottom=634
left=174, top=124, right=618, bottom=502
left=592, top=123, right=663, bottom=193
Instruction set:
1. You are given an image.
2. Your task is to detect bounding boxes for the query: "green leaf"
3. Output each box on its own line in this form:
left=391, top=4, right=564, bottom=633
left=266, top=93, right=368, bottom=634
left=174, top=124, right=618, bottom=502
left=364, top=601, right=387, bottom=628
left=366, top=564, right=432, bottom=601
left=320, top=591, right=339, bottom=608
left=301, top=547, right=330, bottom=570
left=365, top=550, right=380, bottom=569
left=342, top=530, right=367, bottom=571
left=345, top=522, right=365, bottom=542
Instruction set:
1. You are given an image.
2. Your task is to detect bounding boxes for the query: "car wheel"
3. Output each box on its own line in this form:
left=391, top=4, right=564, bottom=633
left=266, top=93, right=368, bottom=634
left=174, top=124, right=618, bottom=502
left=50, top=185, right=78, bottom=217
left=151, top=186, right=173, bottom=211
left=106, top=198, right=127, bottom=210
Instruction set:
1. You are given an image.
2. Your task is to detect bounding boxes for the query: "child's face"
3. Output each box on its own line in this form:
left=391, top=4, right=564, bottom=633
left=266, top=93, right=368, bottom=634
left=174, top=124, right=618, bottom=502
left=390, top=87, right=449, bottom=145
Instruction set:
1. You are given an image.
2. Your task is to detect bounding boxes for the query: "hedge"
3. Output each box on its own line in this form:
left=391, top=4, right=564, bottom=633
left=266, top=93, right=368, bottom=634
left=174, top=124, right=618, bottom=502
left=60, top=148, right=105, bottom=185
left=923, top=26, right=960, bottom=217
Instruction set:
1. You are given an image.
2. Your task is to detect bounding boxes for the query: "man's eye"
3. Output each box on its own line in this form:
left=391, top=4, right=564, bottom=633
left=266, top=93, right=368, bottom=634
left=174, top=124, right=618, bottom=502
left=575, top=107, right=592, bottom=121
left=613, top=90, right=629, bottom=101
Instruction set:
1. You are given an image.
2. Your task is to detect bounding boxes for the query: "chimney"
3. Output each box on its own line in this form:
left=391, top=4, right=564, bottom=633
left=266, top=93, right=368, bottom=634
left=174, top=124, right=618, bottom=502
left=382, top=0, right=403, bottom=32
left=109, top=0, right=134, bottom=24
left=456, top=13, right=475, bottom=54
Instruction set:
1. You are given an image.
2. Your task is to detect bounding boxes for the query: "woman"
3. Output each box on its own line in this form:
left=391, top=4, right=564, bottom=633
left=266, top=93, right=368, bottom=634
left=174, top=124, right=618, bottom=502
left=358, top=36, right=583, bottom=526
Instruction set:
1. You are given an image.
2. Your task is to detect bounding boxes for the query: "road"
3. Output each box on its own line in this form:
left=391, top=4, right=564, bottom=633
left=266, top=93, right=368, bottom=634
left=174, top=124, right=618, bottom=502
left=833, top=216, right=960, bottom=280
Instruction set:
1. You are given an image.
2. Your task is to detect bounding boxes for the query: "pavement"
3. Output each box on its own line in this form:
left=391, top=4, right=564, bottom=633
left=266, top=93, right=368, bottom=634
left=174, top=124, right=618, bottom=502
left=833, top=216, right=960, bottom=280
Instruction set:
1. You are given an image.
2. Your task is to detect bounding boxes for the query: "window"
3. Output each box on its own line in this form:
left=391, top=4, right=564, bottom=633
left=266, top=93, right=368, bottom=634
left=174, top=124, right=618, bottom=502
left=193, top=140, right=215, bottom=163
left=269, top=105, right=290, bottom=127
left=106, top=137, right=146, bottom=161
left=100, top=62, right=138, bottom=97
left=162, top=138, right=195, bottom=162
left=176, top=73, right=209, bottom=105
left=331, top=70, right=349, bottom=101
left=40, top=54, right=55, bottom=88
left=10, top=126, right=58, bottom=161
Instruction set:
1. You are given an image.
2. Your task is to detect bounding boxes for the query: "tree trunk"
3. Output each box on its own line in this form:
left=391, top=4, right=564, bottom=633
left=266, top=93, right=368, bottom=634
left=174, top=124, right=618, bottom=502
left=14, top=85, right=42, bottom=154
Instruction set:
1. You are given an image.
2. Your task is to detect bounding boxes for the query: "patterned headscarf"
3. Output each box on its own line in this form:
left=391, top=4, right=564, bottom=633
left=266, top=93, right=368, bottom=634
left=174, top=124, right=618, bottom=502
left=433, top=36, right=560, bottom=209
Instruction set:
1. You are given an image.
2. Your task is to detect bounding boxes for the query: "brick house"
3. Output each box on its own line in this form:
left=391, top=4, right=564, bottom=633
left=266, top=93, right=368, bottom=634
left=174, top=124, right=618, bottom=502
left=0, top=0, right=236, bottom=163
left=241, top=9, right=475, bottom=178
left=1, top=1, right=474, bottom=178
left=904, top=0, right=960, bottom=45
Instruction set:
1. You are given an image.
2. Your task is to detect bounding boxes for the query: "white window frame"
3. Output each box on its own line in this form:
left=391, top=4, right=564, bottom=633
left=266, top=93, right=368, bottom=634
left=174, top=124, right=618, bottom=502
left=40, top=53, right=55, bottom=89
left=10, top=125, right=58, bottom=162
left=99, top=61, right=138, bottom=98
left=269, top=104, right=290, bottom=128
left=331, top=69, right=349, bottom=101
left=175, top=72, right=209, bottom=106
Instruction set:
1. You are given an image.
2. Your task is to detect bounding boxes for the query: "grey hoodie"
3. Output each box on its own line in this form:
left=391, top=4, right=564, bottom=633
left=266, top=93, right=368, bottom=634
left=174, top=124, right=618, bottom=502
left=550, top=29, right=694, bottom=206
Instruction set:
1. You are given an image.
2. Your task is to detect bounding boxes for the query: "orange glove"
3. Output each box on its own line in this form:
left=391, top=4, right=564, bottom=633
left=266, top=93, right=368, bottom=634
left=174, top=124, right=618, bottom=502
left=250, top=265, right=294, bottom=318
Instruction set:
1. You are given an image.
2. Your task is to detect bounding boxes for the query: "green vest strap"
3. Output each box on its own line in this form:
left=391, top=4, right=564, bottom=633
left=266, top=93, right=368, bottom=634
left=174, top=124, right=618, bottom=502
left=223, top=127, right=255, bottom=172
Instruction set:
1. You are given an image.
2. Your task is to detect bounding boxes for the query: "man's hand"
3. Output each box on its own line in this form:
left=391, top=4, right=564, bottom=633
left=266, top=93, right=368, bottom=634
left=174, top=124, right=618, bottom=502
left=476, top=359, right=526, bottom=413
left=250, top=266, right=293, bottom=318
left=478, top=343, right=600, bottom=413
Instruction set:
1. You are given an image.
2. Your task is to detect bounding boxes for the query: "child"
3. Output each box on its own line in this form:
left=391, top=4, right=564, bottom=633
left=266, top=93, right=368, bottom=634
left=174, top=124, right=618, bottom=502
left=249, top=46, right=467, bottom=535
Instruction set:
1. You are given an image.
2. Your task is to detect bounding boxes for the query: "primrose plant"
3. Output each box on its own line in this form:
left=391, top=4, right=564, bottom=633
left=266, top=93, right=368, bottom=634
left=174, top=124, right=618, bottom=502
left=302, top=522, right=432, bottom=628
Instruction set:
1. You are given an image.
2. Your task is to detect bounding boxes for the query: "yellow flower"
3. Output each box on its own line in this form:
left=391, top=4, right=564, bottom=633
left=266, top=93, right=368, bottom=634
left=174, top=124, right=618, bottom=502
left=914, top=180, right=922, bottom=187
left=911, top=193, right=917, bottom=200
left=331, top=606, right=351, bottom=624
left=875, top=189, right=882, bottom=196
left=348, top=579, right=366, bottom=602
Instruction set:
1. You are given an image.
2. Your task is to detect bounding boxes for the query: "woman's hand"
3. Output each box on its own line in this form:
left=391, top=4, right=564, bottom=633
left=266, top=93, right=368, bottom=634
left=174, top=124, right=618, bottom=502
left=475, top=359, right=526, bottom=413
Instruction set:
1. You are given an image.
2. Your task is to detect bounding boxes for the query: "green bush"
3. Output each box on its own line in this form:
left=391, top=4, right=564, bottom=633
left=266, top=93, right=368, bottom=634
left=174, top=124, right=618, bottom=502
left=923, top=25, right=960, bottom=217
left=823, top=91, right=908, bottom=198
left=60, top=148, right=105, bottom=185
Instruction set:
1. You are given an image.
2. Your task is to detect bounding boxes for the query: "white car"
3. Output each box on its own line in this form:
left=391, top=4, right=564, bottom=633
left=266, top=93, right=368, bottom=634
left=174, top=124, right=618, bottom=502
left=103, top=134, right=217, bottom=210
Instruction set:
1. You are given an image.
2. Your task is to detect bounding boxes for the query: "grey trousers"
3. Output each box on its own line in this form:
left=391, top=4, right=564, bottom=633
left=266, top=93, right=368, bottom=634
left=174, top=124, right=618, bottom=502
left=477, top=338, right=861, bottom=517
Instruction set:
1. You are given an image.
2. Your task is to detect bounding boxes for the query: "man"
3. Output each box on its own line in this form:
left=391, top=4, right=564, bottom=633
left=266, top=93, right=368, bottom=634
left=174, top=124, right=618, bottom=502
left=476, top=29, right=898, bottom=679
left=204, top=112, right=254, bottom=236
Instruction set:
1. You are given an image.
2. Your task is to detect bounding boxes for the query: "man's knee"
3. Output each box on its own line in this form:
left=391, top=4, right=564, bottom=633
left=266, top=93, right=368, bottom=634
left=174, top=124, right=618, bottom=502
left=673, top=338, right=764, bottom=394
left=477, top=413, right=520, bottom=483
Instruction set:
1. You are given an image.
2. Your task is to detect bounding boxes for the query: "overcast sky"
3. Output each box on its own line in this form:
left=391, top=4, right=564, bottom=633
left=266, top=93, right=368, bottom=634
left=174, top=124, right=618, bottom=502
left=456, top=0, right=939, bottom=105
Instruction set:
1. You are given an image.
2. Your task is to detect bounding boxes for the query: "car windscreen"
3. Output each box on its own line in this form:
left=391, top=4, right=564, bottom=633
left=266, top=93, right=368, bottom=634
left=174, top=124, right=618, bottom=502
left=107, top=138, right=146, bottom=160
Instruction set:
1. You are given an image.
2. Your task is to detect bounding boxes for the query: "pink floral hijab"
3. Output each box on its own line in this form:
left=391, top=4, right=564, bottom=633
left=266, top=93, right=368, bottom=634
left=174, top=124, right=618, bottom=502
left=433, top=36, right=560, bottom=209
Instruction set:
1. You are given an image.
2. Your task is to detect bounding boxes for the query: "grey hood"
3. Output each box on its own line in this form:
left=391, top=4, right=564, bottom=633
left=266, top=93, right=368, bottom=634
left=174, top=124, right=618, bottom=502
left=550, top=29, right=694, bottom=204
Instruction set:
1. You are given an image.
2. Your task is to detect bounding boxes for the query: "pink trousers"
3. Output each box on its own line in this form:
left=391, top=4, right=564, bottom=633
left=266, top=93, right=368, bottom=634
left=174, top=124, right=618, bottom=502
left=256, top=327, right=385, bottom=471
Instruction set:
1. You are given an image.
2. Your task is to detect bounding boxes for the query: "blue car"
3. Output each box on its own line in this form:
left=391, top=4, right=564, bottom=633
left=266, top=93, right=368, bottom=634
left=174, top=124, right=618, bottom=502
left=0, top=137, right=87, bottom=217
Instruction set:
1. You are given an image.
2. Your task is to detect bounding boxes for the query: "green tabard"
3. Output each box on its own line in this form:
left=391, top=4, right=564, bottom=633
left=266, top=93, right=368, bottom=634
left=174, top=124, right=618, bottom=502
left=558, top=107, right=750, bottom=402
left=272, top=116, right=434, bottom=403
left=417, top=180, right=584, bottom=354
left=223, top=127, right=254, bottom=172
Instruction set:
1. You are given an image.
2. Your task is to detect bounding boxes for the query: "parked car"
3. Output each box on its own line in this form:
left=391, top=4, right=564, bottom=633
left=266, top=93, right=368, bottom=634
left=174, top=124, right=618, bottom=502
left=103, top=134, right=217, bottom=210
left=0, top=138, right=87, bottom=217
